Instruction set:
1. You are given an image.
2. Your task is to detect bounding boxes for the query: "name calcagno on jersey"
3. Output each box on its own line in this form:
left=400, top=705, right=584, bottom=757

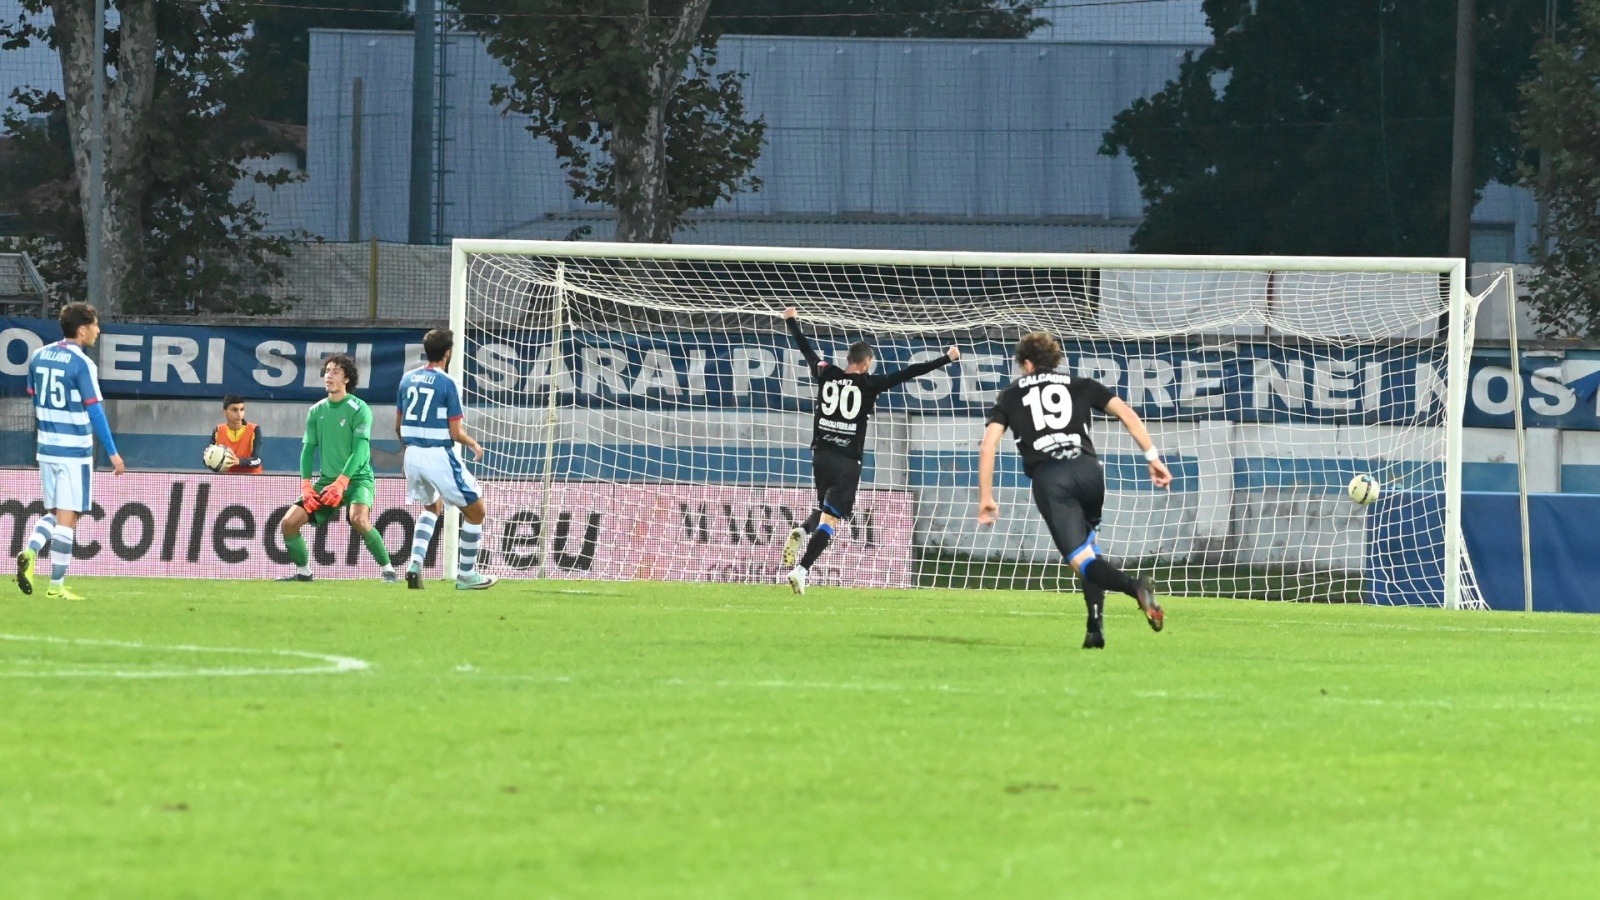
left=987, top=370, right=1117, bottom=477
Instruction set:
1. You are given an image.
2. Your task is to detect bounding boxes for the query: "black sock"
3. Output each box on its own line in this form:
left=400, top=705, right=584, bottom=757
left=1084, top=583, right=1105, bottom=634
left=1083, top=559, right=1141, bottom=597
left=801, top=510, right=822, bottom=533
left=800, top=523, right=833, bottom=569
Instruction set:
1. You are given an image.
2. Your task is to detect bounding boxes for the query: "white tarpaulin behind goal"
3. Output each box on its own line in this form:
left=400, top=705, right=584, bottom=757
left=447, top=241, right=1488, bottom=608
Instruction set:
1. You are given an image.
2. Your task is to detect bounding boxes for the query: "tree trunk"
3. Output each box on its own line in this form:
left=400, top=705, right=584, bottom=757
left=611, top=0, right=712, bottom=243
left=610, top=99, right=673, bottom=243
left=50, top=0, right=158, bottom=314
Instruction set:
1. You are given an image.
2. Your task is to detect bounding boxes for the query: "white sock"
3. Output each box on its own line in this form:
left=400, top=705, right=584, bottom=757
left=27, top=515, right=56, bottom=554
left=50, top=524, right=75, bottom=585
left=458, top=522, right=482, bottom=576
left=410, top=511, right=437, bottom=570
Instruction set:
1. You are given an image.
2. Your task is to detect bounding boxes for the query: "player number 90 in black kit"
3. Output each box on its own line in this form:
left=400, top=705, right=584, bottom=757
left=819, top=380, right=863, bottom=422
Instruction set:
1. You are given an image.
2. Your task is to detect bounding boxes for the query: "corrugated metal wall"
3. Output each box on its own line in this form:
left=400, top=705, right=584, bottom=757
left=302, top=31, right=1204, bottom=250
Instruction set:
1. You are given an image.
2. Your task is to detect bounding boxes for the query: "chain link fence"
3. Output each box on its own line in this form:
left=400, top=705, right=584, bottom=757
left=267, top=241, right=450, bottom=321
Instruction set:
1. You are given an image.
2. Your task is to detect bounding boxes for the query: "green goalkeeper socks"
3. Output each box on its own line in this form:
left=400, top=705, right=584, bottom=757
left=286, top=534, right=310, bottom=568
left=362, top=528, right=392, bottom=567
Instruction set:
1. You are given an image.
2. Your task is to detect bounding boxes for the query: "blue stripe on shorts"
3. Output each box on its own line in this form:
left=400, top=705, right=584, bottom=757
left=447, top=451, right=480, bottom=505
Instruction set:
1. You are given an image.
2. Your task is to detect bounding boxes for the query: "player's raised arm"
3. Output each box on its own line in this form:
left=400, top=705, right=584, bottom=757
left=1103, top=397, right=1173, bottom=489
left=783, top=307, right=825, bottom=378
left=868, top=346, right=961, bottom=392
left=976, top=421, right=1005, bottom=525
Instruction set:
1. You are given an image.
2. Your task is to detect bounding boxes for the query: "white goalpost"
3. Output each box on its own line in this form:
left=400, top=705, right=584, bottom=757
left=443, top=240, right=1487, bottom=609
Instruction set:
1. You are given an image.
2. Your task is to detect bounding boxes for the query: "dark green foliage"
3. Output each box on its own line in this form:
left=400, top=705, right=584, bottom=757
left=0, top=107, right=75, bottom=242
left=0, top=0, right=311, bottom=314
left=1520, top=0, right=1600, bottom=337
left=708, top=0, right=1045, bottom=38
left=233, top=1, right=411, bottom=128
left=1101, top=0, right=1546, bottom=257
left=457, top=0, right=766, bottom=243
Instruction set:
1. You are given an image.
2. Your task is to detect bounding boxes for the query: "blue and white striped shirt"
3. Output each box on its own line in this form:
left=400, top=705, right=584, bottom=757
left=28, top=340, right=105, bottom=464
left=397, top=365, right=464, bottom=449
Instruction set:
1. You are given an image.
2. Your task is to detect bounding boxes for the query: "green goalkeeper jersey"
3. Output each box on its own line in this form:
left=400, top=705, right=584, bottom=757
left=300, top=394, right=374, bottom=481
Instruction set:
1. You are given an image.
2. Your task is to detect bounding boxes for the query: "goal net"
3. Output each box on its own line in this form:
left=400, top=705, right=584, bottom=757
left=448, top=241, right=1486, bottom=608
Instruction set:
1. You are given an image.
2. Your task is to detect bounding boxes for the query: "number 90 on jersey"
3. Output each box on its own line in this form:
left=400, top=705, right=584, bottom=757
left=820, top=380, right=862, bottom=420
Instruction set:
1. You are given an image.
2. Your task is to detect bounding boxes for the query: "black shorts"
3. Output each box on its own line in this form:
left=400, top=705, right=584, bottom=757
left=1030, top=454, right=1105, bottom=562
left=812, top=448, right=863, bottom=520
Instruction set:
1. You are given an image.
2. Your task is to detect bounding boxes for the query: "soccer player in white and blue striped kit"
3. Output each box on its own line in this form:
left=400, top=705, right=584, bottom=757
left=16, top=303, right=125, bottom=600
left=395, top=328, right=496, bottom=590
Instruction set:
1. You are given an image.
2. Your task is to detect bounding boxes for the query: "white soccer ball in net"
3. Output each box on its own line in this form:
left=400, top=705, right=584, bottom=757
left=202, top=444, right=230, bottom=472
left=1348, top=473, right=1381, bottom=506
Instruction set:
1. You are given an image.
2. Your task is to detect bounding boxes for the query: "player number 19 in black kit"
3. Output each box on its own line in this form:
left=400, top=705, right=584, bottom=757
left=995, top=371, right=1113, bottom=473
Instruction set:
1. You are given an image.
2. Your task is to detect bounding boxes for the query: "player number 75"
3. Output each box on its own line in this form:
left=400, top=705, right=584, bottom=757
left=37, top=368, right=68, bottom=409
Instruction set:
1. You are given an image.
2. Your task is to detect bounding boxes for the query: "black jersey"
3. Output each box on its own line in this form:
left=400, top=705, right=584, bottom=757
left=986, top=370, right=1117, bottom=477
left=788, top=318, right=955, bottom=460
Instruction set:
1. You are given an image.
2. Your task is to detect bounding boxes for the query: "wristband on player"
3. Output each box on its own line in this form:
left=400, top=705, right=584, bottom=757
left=1143, top=446, right=1162, bottom=463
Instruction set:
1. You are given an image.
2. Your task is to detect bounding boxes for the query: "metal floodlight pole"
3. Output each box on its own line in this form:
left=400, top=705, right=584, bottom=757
left=1505, top=271, right=1535, bottom=613
left=409, top=0, right=437, bottom=244
left=1447, top=0, right=1476, bottom=266
left=85, top=0, right=106, bottom=309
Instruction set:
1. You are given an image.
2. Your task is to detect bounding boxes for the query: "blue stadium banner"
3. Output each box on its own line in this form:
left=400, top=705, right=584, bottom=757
left=462, top=331, right=1451, bottom=425
left=0, top=317, right=426, bottom=402
left=6, top=317, right=1600, bottom=428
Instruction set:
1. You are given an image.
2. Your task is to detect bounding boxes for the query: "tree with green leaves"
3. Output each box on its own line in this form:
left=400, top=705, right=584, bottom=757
left=707, top=0, right=1044, bottom=38
left=1519, top=0, right=1600, bottom=338
left=1100, top=0, right=1545, bottom=257
left=0, top=0, right=305, bottom=314
left=457, top=0, right=766, bottom=243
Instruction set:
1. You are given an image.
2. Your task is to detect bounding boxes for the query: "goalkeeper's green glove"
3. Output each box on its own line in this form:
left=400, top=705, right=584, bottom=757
left=319, top=474, right=351, bottom=507
left=300, top=478, right=322, bottom=513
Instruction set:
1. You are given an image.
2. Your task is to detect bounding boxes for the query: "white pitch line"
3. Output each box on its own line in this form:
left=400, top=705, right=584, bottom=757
left=0, top=634, right=371, bottom=679
left=554, top=601, right=1599, bottom=637
left=451, top=668, right=1599, bottom=710
left=1191, top=614, right=1598, bottom=636
left=662, top=676, right=978, bottom=694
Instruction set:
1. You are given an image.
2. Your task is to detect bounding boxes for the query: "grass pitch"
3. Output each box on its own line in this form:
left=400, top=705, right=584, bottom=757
left=4, top=578, right=1599, bottom=898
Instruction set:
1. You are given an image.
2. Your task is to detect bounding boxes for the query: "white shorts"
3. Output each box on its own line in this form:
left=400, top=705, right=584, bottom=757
left=40, top=459, right=93, bottom=513
left=404, top=445, right=482, bottom=509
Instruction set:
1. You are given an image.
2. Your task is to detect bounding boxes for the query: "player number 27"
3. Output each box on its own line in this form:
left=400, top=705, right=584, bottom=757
left=404, top=385, right=436, bottom=422
left=1021, top=384, right=1073, bottom=431
left=819, top=381, right=862, bottom=420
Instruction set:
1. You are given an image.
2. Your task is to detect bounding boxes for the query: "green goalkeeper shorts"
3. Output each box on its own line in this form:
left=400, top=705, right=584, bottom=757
left=301, top=475, right=377, bottom=526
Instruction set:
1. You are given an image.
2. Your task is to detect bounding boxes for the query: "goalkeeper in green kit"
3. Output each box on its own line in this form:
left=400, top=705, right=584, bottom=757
left=275, top=354, right=399, bottom=582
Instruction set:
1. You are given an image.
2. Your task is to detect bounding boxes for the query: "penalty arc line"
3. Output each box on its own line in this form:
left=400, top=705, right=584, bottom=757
left=0, top=633, right=372, bottom=678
